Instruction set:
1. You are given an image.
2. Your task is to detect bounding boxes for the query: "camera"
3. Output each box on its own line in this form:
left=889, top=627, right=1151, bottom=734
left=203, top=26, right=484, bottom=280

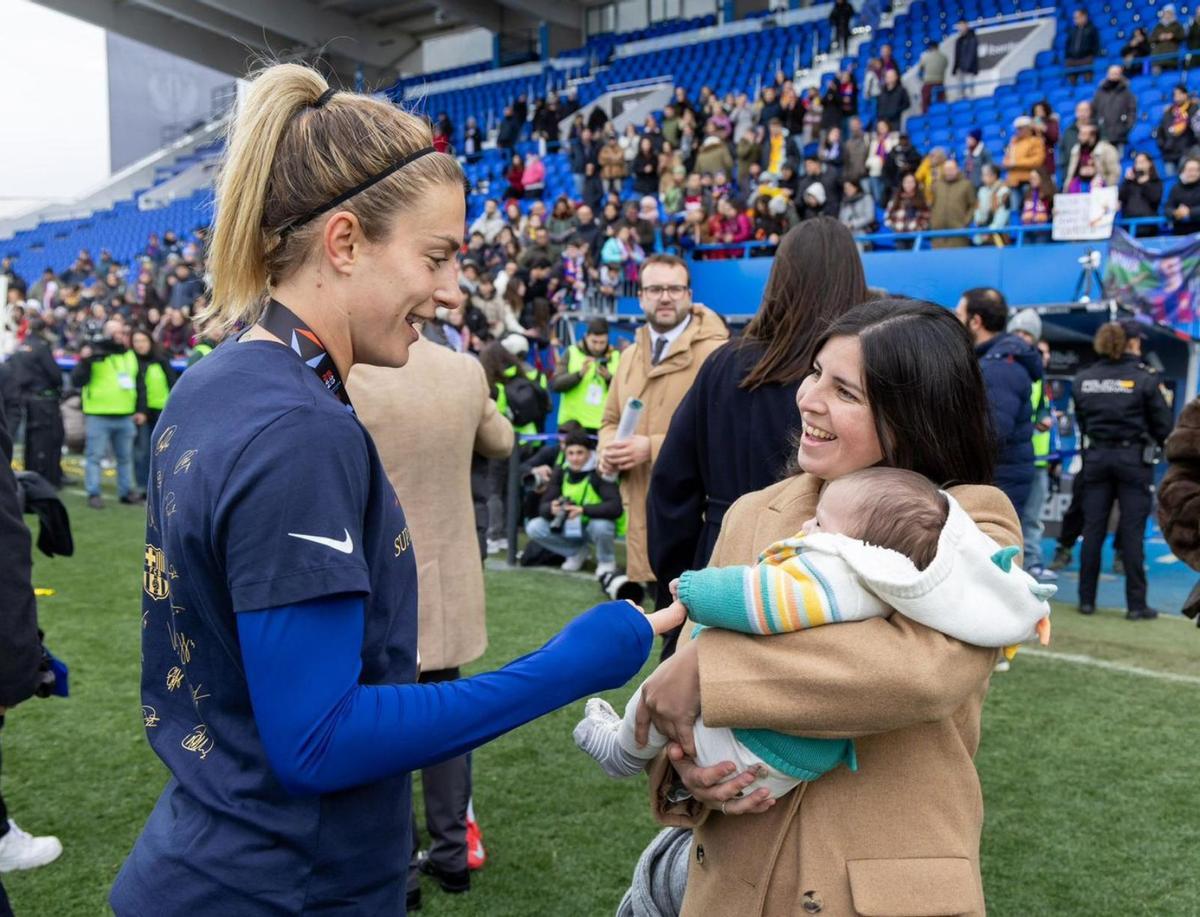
left=599, top=570, right=645, bottom=605
left=522, top=466, right=550, bottom=490
left=549, top=496, right=575, bottom=533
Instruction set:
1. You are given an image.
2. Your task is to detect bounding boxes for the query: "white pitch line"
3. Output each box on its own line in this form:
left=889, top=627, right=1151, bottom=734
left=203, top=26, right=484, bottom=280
left=1020, top=647, right=1200, bottom=686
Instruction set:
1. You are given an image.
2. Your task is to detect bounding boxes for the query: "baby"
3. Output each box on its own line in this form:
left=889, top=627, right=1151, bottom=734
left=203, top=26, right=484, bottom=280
left=575, top=466, right=1054, bottom=798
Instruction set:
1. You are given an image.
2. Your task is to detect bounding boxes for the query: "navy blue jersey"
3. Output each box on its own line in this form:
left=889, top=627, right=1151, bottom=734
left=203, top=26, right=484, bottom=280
left=111, top=337, right=419, bottom=916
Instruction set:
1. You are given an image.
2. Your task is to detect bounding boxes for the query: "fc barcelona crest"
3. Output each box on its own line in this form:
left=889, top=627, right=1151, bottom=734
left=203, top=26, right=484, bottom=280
left=144, top=544, right=170, bottom=601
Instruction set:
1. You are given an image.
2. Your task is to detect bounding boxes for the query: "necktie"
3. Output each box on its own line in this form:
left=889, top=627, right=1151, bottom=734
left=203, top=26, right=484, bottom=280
left=651, top=335, right=668, bottom=366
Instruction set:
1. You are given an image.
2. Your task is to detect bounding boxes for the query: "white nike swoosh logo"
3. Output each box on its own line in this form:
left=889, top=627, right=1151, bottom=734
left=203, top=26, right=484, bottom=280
left=287, top=529, right=354, bottom=554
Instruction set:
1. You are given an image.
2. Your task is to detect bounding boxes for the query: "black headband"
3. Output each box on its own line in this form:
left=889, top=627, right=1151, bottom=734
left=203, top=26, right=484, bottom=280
left=276, top=146, right=439, bottom=238
left=311, top=88, right=337, bottom=109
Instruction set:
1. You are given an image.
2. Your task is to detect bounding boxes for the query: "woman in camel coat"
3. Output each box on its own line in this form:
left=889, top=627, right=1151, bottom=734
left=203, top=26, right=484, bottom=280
left=635, top=299, right=1022, bottom=915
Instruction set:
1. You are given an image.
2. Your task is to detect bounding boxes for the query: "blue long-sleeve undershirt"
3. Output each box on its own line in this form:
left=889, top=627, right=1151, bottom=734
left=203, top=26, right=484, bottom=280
left=237, top=595, right=652, bottom=796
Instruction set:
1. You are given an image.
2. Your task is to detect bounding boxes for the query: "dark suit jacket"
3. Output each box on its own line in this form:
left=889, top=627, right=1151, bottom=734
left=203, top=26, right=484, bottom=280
left=647, top=340, right=800, bottom=605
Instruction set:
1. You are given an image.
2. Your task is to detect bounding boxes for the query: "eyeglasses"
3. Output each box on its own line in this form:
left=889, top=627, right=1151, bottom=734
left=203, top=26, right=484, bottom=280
left=641, top=284, right=690, bottom=299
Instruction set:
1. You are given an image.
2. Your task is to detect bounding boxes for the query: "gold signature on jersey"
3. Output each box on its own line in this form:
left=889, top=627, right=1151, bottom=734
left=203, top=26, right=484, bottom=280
left=141, top=706, right=160, bottom=728
left=156, top=425, right=177, bottom=454
left=181, top=724, right=214, bottom=760
left=394, top=527, right=412, bottom=557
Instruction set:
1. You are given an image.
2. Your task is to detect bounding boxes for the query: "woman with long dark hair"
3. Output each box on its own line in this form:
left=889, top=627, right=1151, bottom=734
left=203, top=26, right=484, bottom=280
left=647, top=217, right=868, bottom=656
left=634, top=298, right=1020, bottom=915
left=129, top=325, right=176, bottom=489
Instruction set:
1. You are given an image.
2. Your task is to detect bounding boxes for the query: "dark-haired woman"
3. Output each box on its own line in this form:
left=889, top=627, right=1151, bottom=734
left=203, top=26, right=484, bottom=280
left=130, top=326, right=176, bottom=489
left=1074, top=321, right=1173, bottom=619
left=635, top=298, right=1021, bottom=915
left=1118, top=152, right=1163, bottom=236
left=648, top=217, right=868, bottom=657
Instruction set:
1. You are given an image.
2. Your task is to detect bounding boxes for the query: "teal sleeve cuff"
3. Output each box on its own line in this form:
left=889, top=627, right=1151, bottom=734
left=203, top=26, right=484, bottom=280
left=678, top=566, right=760, bottom=634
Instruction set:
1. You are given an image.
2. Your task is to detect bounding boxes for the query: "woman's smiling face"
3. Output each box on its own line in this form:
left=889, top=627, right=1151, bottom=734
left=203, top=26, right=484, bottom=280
left=796, top=335, right=884, bottom=480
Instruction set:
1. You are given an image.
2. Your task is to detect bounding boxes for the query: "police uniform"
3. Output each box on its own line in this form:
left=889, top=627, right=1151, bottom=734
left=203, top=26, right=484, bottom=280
left=1073, top=353, right=1173, bottom=617
left=12, top=334, right=64, bottom=487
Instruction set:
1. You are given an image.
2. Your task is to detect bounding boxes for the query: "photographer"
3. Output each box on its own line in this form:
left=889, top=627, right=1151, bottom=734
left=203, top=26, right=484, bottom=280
left=0, top=403, right=63, bottom=890
left=525, top=431, right=623, bottom=574
left=551, top=319, right=620, bottom=435
left=10, top=318, right=65, bottom=488
left=70, top=319, right=143, bottom=509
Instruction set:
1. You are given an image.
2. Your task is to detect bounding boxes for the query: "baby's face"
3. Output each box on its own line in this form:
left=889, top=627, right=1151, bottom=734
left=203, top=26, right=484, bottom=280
left=801, top=480, right=862, bottom=538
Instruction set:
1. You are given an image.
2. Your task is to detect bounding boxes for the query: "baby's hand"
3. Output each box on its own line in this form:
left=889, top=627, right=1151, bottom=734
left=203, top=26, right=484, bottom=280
left=644, top=600, right=688, bottom=636
left=669, top=578, right=681, bottom=602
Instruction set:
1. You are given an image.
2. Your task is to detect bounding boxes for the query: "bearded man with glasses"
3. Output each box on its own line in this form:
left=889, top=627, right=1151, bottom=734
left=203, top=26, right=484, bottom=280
left=598, top=254, right=728, bottom=597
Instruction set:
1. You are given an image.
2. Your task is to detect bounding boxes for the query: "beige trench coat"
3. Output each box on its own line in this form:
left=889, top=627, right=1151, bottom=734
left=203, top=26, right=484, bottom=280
left=648, top=473, right=1021, bottom=915
left=349, top=337, right=513, bottom=672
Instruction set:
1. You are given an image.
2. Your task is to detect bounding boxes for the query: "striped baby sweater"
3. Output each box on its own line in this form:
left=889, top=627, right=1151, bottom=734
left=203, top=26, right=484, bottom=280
left=677, top=493, right=1055, bottom=781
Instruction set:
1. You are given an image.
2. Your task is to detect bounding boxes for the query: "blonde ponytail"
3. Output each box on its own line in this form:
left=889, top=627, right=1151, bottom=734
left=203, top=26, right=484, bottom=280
left=202, top=61, right=463, bottom=335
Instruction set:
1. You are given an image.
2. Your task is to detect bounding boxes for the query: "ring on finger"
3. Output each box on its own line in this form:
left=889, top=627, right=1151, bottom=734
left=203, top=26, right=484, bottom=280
left=720, top=800, right=728, bottom=815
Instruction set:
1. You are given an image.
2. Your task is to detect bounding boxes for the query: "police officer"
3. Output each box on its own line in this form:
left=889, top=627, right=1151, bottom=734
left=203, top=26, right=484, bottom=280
left=551, top=318, right=620, bottom=435
left=13, top=319, right=65, bottom=487
left=130, top=327, right=176, bottom=489
left=70, top=319, right=142, bottom=509
left=1074, top=319, right=1173, bottom=619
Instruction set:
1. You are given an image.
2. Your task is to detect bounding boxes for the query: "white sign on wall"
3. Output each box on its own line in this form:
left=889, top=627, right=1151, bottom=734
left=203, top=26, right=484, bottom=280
left=1052, top=187, right=1119, bottom=241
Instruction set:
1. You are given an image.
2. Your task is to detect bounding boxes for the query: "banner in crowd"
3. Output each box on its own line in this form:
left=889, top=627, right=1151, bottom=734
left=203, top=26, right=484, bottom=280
left=1052, top=187, right=1118, bottom=242
left=1103, top=229, right=1200, bottom=328
left=975, top=22, right=1041, bottom=71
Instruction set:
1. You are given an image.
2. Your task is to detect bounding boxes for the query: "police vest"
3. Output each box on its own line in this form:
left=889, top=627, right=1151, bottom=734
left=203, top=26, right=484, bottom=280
left=557, top=345, right=620, bottom=430
left=82, top=349, right=138, bottom=416
left=494, top=365, right=548, bottom=436
left=559, top=470, right=627, bottom=537
left=143, top=362, right=170, bottom=411
left=1030, top=378, right=1050, bottom=467
left=189, top=342, right=214, bottom=365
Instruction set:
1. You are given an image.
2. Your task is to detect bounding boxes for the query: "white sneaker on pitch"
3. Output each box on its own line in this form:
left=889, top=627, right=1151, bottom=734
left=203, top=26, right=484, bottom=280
left=561, top=548, right=589, bottom=572
left=595, top=561, right=617, bottom=577
left=0, top=820, right=63, bottom=872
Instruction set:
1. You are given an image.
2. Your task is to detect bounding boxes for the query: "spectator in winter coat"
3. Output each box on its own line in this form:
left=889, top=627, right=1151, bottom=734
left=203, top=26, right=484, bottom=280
left=736, top=127, right=764, bottom=185
left=952, top=18, right=979, bottom=101
left=973, top=164, right=1012, bottom=244
left=695, top=135, right=734, bottom=177
left=930, top=159, right=976, bottom=248
left=1166, top=156, right=1200, bottom=234
left=843, top=117, right=869, bottom=183
left=918, top=39, right=949, bottom=112
left=1067, top=123, right=1121, bottom=188
left=838, top=179, right=876, bottom=234
left=875, top=69, right=910, bottom=127
left=1003, top=115, right=1046, bottom=211
left=1157, top=85, right=1195, bottom=174
left=1118, top=153, right=1164, bottom=236
left=497, top=105, right=522, bottom=152
left=1150, top=4, right=1186, bottom=70
left=962, top=128, right=993, bottom=188
left=522, top=154, right=546, bottom=199
left=1058, top=101, right=1094, bottom=175
left=1065, top=8, right=1102, bottom=83
left=829, top=0, right=854, bottom=52
left=1121, top=28, right=1152, bottom=77
left=598, top=136, right=627, bottom=193
left=956, top=287, right=1041, bottom=514
left=1092, top=67, right=1137, bottom=151
left=885, top=173, right=930, bottom=246
left=883, top=133, right=922, bottom=196
left=469, top=199, right=506, bottom=244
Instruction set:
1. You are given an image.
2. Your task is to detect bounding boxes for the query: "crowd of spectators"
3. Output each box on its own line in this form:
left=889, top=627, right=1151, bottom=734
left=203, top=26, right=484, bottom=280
left=424, top=6, right=1200, bottom=274
left=2, top=230, right=217, bottom=361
